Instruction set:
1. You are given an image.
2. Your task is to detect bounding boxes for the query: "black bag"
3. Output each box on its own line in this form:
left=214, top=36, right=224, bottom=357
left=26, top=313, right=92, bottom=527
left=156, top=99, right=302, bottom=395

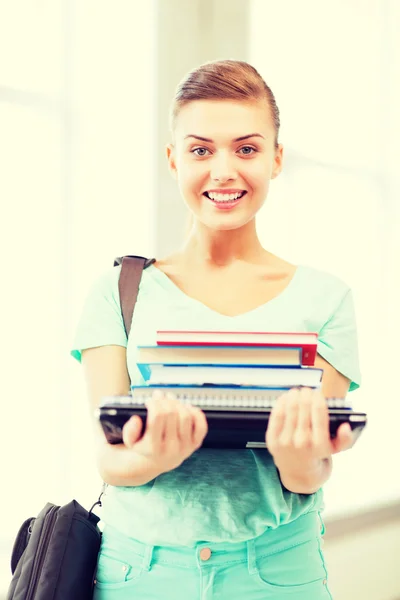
left=7, top=500, right=103, bottom=600
left=7, top=255, right=155, bottom=600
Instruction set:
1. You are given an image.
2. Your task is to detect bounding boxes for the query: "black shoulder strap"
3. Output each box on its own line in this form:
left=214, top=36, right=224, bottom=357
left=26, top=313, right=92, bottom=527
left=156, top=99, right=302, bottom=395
left=114, top=255, right=156, bottom=337
left=91, top=255, right=156, bottom=510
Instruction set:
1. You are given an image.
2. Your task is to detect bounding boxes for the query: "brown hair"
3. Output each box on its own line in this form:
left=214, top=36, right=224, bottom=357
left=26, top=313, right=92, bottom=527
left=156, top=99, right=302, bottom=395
left=170, top=59, right=280, bottom=148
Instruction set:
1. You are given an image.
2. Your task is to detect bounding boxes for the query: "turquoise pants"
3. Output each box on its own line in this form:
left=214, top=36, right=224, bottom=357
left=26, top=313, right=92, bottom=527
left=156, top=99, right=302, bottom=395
left=93, top=511, right=333, bottom=599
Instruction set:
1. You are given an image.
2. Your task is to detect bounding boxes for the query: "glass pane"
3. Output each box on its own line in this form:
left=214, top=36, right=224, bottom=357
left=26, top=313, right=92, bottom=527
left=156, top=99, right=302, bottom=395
left=249, top=0, right=381, bottom=169
left=0, top=104, right=63, bottom=578
left=257, top=162, right=394, bottom=515
left=250, top=0, right=399, bottom=517
left=0, top=1, right=64, bottom=96
left=0, top=1, right=157, bottom=582
left=66, top=0, right=157, bottom=505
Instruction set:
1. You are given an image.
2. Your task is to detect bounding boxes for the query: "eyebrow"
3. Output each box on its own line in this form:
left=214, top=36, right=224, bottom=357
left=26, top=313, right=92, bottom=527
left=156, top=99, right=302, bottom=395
left=184, top=133, right=265, bottom=143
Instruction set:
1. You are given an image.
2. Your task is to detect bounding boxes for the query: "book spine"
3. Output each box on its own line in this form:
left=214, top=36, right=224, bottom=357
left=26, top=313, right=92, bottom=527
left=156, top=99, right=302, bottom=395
left=145, top=366, right=323, bottom=386
left=155, top=342, right=317, bottom=367
left=136, top=363, right=150, bottom=380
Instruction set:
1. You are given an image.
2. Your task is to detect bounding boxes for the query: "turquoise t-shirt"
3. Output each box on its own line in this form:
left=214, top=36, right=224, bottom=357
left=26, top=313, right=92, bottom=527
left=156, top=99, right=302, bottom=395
left=71, top=262, right=361, bottom=547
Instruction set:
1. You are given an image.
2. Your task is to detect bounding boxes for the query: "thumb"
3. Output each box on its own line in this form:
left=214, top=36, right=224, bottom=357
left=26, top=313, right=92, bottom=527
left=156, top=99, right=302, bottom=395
left=122, top=415, right=143, bottom=448
left=332, top=422, right=353, bottom=454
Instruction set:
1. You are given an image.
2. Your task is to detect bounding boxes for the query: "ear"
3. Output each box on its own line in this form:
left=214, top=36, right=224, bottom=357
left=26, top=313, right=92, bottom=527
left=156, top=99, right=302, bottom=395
left=271, top=143, right=284, bottom=179
left=166, top=144, right=178, bottom=180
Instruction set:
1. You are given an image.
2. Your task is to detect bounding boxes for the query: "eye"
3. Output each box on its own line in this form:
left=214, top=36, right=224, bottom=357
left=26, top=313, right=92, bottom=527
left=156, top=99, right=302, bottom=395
left=238, top=146, right=257, bottom=155
left=191, top=147, right=211, bottom=157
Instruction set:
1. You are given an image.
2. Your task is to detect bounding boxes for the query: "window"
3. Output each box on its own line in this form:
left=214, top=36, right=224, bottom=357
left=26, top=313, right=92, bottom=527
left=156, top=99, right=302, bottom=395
left=249, top=0, right=400, bottom=516
left=0, top=1, right=156, bottom=588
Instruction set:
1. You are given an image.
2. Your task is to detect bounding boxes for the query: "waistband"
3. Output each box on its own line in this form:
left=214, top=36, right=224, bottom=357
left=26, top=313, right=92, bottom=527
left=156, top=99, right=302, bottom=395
left=101, top=510, right=325, bottom=574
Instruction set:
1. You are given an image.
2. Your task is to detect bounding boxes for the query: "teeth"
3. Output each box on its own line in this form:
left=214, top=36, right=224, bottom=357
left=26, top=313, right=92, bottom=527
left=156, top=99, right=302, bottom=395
left=207, top=191, right=244, bottom=202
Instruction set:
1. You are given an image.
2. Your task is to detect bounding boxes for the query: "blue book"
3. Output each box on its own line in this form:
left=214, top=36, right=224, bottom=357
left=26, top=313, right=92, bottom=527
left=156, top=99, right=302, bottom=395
left=136, top=363, right=322, bottom=388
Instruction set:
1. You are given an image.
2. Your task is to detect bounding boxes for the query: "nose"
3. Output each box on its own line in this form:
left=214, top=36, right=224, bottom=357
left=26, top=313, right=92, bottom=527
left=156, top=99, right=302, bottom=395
left=210, top=152, right=237, bottom=183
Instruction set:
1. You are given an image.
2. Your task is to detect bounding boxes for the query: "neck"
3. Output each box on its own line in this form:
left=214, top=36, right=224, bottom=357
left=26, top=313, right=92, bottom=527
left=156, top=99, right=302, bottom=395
left=180, top=219, right=266, bottom=268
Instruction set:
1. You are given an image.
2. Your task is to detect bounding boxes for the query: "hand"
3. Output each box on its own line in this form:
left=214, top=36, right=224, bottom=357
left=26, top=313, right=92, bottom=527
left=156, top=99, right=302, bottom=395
left=265, top=387, right=354, bottom=474
left=122, top=390, right=208, bottom=475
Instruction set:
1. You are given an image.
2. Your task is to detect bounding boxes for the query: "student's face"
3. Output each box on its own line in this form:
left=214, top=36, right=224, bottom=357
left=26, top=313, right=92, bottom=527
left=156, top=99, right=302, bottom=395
left=167, top=99, right=283, bottom=231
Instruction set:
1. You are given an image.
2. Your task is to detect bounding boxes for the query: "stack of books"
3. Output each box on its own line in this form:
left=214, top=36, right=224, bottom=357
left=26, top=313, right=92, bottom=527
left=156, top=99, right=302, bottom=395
left=134, top=329, right=322, bottom=398
left=98, top=329, right=367, bottom=448
left=129, top=329, right=340, bottom=449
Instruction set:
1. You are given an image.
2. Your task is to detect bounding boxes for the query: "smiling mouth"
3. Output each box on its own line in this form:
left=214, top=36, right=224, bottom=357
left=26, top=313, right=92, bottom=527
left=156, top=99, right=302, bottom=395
left=203, top=191, right=247, bottom=203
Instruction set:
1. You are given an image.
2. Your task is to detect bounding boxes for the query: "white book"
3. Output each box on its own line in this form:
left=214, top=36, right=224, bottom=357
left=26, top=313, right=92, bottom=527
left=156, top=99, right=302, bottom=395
left=144, top=365, right=323, bottom=388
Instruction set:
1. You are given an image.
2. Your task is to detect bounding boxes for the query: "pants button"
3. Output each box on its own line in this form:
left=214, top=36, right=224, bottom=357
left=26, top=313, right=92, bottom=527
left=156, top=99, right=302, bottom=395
left=199, top=548, right=212, bottom=561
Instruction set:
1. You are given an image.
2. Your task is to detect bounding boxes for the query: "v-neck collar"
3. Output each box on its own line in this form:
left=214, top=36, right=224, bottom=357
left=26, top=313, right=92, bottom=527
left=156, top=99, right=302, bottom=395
left=147, top=263, right=304, bottom=320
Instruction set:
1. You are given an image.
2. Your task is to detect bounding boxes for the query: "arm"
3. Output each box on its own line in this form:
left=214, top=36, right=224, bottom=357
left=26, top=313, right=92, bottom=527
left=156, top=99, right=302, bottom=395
left=82, top=345, right=163, bottom=486
left=269, top=353, right=352, bottom=495
left=278, top=457, right=332, bottom=495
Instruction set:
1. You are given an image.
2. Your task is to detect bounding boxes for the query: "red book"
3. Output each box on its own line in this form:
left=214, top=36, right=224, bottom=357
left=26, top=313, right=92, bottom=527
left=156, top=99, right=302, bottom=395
left=156, top=331, right=318, bottom=366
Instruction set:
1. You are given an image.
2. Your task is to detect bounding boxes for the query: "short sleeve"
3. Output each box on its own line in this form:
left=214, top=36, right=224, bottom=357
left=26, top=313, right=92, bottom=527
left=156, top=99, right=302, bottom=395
left=70, top=266, right=127, bottom=363
left=317, top=288, right=361, bottom=392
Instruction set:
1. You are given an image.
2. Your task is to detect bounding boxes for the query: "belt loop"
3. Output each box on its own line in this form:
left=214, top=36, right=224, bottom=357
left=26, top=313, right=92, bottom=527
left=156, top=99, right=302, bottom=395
left=141, top=544, right=154, bottom=571
left=246, top=539, right=258, bottom=575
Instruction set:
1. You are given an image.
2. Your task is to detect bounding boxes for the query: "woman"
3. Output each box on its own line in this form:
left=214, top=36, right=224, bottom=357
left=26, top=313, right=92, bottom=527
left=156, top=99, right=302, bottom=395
left=72, top=59, right=361, bottom=599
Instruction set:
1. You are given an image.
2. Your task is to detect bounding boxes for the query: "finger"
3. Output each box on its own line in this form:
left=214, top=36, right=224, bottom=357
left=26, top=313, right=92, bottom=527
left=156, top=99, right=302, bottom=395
left=122, top=415, right=143, bottom=447
left=278, top=390, right=300, bottom=445
left=332, top=422, right=354, bottom=453
left=145, top=389, right=167, bottom=442
left=178, top=404, right=195, bottom=445
left=191, top=406, right=208, bottom=448
left=162, top=392, right=180, bottom=441
left=265, top=393, right=288, bottom=448
left=293, top=388, right=313, bottom=448
left=311, top=389, right=330, bottom=448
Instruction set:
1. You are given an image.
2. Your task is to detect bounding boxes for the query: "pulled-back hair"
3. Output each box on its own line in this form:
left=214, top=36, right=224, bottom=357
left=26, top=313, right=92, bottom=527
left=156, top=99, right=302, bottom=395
left=170, top=59, right=280, bottom=148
